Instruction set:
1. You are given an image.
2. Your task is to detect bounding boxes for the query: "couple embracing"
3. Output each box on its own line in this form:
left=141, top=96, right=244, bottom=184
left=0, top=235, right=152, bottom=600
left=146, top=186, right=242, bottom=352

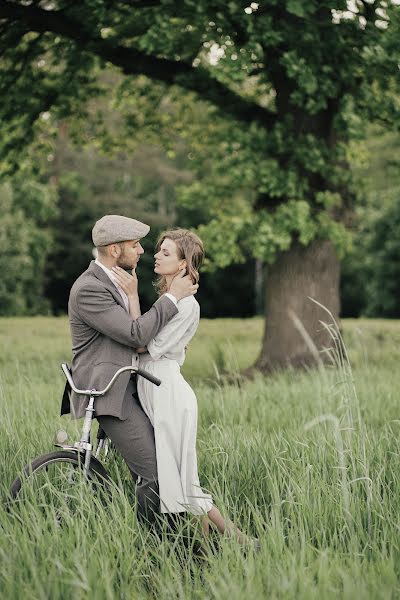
left=68, top=214, right=256, bottom=548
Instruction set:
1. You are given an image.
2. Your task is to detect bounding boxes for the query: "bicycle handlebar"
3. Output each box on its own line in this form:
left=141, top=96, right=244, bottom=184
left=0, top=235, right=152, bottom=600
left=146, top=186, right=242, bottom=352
left=61, top=363, right=161, bottom=397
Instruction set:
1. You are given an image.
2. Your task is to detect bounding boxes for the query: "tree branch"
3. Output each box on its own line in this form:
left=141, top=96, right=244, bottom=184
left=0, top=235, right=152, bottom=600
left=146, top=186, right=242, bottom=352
left=0, top=0, right=277, bottom=129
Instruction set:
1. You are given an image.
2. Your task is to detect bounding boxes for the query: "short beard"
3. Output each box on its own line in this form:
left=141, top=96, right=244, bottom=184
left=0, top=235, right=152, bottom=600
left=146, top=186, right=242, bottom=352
left=116, top=245, right=133, bottom=271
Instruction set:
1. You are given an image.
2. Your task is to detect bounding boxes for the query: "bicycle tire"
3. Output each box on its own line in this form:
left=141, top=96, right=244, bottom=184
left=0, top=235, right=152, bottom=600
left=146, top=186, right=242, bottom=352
left=9, top=450, right=110, bottom=500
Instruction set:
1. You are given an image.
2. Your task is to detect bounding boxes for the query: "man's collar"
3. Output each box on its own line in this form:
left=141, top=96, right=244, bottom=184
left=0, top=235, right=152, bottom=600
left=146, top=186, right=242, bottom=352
left=88, top=260, right=111, bottom=286
left=88, top=260, right=128, bottom=311
left=95, top=258, right=114, bottom=278
left=94, top=259, right=122, bottom=289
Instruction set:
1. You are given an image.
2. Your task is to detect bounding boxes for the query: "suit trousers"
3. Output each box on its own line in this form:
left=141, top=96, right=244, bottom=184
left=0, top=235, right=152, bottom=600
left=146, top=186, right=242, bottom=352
left=97, top=378, right=160, bottom=521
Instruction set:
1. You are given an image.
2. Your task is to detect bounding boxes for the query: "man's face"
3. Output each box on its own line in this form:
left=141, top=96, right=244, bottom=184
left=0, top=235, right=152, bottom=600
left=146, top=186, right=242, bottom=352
left=116, top=240, right=144, bottom=270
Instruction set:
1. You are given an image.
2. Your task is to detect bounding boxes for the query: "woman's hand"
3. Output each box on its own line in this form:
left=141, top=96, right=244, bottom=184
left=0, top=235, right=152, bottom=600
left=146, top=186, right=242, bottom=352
left=112, top=266, right=138, bottom=298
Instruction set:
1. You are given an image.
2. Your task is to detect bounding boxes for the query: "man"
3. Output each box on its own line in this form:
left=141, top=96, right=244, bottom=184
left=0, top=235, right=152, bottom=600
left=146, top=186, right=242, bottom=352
left=67, top=214, right=198, bottom=520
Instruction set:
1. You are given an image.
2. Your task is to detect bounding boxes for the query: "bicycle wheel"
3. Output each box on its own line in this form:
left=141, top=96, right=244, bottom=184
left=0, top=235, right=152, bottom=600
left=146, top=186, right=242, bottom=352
left=9, top=450, right=111, bottom=519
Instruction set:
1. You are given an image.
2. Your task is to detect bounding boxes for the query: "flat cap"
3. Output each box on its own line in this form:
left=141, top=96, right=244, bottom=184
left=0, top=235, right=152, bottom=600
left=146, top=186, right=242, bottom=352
left=92, top=214, right=150, bottom=247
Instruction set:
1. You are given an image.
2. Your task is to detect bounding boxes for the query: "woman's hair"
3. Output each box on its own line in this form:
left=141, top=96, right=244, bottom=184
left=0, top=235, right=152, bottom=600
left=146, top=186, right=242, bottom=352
left=155, top=228, right=204, bottom=296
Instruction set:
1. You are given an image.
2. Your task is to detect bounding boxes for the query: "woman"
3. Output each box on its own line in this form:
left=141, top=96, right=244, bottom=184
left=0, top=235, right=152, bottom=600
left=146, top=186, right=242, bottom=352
left=113, top=229, right=256, bottom=546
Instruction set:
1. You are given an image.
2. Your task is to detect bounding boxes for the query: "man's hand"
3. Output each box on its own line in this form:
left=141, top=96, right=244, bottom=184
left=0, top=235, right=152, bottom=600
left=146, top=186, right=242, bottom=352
left=169, top=270, right=198, bottom=300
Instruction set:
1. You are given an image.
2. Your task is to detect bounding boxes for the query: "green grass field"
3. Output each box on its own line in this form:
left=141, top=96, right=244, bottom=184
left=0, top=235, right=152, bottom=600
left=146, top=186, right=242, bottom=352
left=1, top=317, right=399, bottom=599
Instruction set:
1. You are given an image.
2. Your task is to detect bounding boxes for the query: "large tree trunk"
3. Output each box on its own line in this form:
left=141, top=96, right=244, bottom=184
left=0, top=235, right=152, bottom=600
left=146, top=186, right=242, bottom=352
left=256, top=239, right=341, bottom=371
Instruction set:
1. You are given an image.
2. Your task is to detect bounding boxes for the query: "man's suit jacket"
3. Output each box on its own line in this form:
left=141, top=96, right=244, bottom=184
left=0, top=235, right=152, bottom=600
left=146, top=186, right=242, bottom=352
left=66, top=261, right=177, bottom=420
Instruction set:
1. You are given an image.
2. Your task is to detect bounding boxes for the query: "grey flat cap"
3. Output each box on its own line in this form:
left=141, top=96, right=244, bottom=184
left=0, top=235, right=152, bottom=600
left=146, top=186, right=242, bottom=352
left=92, top=215, right=150, bottom=247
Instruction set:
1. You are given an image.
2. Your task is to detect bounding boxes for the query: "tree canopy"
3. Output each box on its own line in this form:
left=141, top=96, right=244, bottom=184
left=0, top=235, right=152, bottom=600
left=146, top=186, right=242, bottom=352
left=1, top=0, right=399, bottom=267
left=1, top=0, right=400, bottom=367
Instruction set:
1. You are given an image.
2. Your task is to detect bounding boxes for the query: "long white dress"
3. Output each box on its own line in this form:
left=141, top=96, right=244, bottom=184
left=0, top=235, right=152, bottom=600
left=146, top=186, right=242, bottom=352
left=138, top=296, right=213, bottom=515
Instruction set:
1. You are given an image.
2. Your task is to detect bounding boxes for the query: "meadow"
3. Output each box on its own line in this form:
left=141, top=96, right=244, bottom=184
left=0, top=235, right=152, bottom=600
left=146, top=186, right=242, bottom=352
left=0, top=316, right=399, bottom=599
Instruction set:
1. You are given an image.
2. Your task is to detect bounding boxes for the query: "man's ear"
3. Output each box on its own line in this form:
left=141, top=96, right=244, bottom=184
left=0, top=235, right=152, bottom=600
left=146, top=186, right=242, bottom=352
left=110, top=244, right=121, bottom=258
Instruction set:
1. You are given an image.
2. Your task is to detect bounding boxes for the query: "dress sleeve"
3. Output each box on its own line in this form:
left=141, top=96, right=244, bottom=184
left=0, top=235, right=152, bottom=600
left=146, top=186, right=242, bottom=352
left=147, top=299, right=199, bottom=360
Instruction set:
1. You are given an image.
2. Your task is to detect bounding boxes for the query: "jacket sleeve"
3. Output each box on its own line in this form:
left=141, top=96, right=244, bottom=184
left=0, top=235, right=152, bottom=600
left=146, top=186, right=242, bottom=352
left=75, top=282, right=178, bottom=348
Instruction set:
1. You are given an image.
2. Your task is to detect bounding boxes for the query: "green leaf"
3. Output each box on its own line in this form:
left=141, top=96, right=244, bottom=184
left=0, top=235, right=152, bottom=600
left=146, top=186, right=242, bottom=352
left=286, top=0, right=306, bottom=18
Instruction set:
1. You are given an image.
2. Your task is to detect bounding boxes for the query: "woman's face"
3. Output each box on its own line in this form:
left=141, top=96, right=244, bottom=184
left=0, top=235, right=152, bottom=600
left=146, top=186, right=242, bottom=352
left=154, top=238, right=185, bottom=277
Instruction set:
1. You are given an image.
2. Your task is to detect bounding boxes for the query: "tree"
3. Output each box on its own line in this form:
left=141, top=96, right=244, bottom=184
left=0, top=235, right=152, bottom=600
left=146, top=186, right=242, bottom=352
left=0, top=168, right=57, bottom=315
left=0, top=1, right=399, bottom=369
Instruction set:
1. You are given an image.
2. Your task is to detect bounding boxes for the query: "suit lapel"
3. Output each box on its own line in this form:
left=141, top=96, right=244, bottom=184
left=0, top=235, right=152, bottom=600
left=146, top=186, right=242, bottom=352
left=87, top=261, right=128, bottom=311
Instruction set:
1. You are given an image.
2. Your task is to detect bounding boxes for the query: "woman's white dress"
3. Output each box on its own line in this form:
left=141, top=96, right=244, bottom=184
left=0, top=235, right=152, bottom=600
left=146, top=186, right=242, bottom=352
left=138, top=295, right=213, bottom=515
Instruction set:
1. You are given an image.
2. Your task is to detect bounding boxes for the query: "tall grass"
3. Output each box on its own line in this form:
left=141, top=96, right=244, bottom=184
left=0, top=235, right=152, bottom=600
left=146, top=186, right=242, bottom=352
left=0, top=316, right=399, bottom=599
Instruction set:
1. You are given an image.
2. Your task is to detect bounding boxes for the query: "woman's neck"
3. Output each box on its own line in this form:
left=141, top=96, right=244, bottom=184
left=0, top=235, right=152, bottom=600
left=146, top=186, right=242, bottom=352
left=165, top=274, right=174, bottom=291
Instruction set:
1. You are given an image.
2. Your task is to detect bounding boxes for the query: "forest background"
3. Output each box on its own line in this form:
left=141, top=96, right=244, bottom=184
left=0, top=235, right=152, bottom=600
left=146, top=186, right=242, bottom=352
left=0, top=0, right=400, bottom=350
left=1, top=108, right=399, bottom=321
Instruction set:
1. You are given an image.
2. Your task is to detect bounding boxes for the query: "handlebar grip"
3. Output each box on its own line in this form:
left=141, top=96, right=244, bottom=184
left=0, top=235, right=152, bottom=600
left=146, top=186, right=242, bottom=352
left=136, top=368, right=162, bottom=386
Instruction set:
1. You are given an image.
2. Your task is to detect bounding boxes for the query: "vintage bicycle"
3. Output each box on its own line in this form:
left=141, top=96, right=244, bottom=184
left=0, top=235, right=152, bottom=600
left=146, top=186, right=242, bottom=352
left=9, top=363, right=161, bottom=505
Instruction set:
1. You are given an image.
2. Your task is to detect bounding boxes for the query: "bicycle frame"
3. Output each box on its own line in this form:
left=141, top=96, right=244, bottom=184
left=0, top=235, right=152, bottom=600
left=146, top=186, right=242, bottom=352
left=54, top=392, right=98, bottom=472
left=57, top=364, right=161, bottom=475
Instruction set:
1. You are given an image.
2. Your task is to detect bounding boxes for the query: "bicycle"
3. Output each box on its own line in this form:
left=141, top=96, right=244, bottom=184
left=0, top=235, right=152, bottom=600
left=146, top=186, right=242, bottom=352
left=9, top=363, right=161, bottom=508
